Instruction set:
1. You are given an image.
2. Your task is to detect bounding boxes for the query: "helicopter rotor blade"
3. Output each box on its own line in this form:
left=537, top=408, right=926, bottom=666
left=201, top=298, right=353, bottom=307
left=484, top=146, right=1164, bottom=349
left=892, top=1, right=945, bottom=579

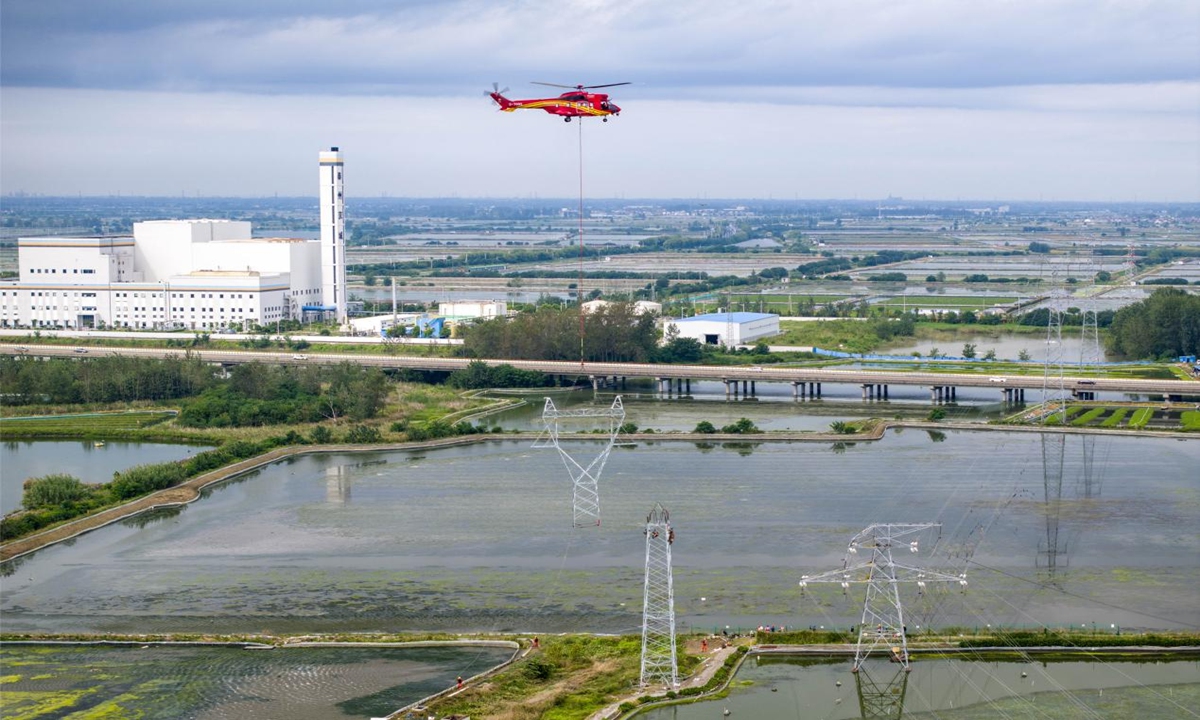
left=581, top=82, right=631, bottom=89
left=531, top=81, right=575, bottom=89
left=490, top=82, right=510, bottom=95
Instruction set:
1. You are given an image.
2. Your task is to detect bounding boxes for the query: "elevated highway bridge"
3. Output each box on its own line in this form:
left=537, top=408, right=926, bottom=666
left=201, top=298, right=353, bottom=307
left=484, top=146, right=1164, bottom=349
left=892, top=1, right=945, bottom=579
left=3, top=344, right=1197, bottom=403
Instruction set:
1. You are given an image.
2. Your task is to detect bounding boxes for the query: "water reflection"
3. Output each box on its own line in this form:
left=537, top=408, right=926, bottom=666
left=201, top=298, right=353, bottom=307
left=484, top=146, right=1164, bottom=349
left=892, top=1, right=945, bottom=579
left=326, top=464, right=352, bottom=505
left=855, top=664, right=908, bottom=719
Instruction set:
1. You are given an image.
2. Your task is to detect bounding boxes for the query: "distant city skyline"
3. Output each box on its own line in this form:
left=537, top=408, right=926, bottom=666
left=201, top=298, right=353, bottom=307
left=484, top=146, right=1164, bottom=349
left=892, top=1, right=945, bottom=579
left=2, top=0, right=1197, bottom=201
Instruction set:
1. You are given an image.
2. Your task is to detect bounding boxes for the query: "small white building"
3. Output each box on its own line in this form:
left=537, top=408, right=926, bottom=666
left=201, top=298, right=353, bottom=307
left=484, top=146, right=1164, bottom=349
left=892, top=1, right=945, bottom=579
left=438, top=300, right=507, bottom=319
left=581, top=299, right=662, bottom=315
left=665, top=311, right=779, bottom=347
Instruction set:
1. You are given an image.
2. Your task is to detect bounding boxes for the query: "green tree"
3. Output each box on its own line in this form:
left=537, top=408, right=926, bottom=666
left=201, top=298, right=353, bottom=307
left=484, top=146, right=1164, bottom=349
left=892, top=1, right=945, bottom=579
left=983, top=348, right=997, bottom=361
left=1108, top=288, right=1200, bottom=359
left=1018, top=349, right=1031, bottom=362
left=962, top=343, right=977, bottom=359
left=694, top=421, right=716, bottom=434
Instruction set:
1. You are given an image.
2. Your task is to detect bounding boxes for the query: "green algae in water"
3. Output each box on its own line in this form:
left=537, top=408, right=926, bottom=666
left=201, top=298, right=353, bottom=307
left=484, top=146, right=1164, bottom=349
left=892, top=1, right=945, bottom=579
left=0, top=644, right=511, bottom=720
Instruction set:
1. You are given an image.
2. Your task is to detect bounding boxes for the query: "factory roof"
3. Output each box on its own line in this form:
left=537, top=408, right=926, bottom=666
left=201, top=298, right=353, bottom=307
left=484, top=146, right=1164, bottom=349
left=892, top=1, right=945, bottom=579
left=672, top=312, right=777, bottom=324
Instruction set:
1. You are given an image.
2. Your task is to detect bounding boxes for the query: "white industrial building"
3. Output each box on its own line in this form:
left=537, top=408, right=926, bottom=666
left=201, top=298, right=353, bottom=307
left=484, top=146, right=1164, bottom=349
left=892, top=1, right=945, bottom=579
left=0, top=148, right=347, bottom=331
left=665, top=311, right=779, bottom=347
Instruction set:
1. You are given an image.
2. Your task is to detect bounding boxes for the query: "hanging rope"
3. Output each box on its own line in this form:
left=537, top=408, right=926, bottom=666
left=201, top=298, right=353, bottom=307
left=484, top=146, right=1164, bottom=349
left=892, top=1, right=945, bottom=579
left=577, top=117, right=586, bottom=366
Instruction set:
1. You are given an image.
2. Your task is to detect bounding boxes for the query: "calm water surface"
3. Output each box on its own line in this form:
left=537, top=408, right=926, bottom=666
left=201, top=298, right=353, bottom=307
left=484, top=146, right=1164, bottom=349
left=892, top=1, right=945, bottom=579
left=2, top=431, right=1195, bottom=636
left=641, top=656, right=1200, bottom=720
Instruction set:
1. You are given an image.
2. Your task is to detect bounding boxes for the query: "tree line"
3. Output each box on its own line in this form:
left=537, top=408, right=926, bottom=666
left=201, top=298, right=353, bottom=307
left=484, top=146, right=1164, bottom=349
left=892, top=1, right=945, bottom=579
left=1107, top=288, right=1200, bottom=359
left=1, top=356, right=391, bottom=427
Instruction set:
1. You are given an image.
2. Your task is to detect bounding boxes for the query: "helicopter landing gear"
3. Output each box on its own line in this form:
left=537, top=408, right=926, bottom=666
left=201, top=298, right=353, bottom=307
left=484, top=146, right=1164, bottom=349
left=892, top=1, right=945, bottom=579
left=564, top=117, right=572, bottom=122
left=602, top=117, right=608, bottom=122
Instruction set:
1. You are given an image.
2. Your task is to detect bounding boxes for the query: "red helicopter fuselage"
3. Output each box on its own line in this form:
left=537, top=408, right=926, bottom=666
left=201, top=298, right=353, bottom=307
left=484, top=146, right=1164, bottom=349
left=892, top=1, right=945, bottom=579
left=489, top=88, right=622, bottom=122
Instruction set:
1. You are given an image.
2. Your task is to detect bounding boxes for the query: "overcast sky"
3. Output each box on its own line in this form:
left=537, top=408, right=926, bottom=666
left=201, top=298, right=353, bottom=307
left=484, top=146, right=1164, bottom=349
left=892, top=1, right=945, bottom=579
left=2, top=0, right=1197, bottom=201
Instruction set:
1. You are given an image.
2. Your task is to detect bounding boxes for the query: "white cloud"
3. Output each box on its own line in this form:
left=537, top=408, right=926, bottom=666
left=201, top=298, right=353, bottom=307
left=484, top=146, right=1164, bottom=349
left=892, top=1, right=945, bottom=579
left=3, top=0, right=1197, bottom=92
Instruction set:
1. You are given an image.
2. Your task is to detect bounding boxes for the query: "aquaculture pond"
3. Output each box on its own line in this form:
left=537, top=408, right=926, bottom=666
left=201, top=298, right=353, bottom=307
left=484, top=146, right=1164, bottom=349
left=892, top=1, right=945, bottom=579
left=0, top=643, right=513, bottom=720
left=640, top=655, right=1200, bottom=720
left=1, top=430, right=1195, bottom=637
left=0, top=440, right=210, bottom=515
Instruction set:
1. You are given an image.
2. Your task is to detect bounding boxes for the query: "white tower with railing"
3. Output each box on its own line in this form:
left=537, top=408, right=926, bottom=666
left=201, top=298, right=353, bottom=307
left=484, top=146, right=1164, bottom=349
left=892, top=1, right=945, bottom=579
left=318, top=147, right=347, bottom=324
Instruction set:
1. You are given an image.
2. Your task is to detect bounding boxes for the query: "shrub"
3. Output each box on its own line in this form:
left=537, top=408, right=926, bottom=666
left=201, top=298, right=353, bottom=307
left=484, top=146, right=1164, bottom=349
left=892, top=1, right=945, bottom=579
left=927, top=408, right=947, bottom=421
left=522, top=656, right=556, bottom=681
left=111, top=462, right=189, bottom=500
left=694, top=421, right=716, bottom=434
left=310, top=425, right=334, bottom=444
left=23, top=474, right=89, bottom=509
left=345, top=424, right=383, bottom=443
left=619, top=422, right=639, bottom=434
left=720, top=418, right=760, bottom=434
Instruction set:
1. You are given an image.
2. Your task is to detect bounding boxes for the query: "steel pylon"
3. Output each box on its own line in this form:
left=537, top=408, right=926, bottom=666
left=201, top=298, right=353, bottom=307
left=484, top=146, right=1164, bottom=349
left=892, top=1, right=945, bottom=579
left=800, top=523, right=967, bottom=672
left=1041, top=265, right=1069, bottom=424
left=640, top=503, right=678, bottom=688
left=532, top=396, right=625, bottom=527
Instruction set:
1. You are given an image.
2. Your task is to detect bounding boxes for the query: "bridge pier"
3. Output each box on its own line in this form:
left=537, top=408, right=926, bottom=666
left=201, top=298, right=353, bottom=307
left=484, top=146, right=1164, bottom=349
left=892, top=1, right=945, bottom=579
left=685, top=378, right=691, bottom=394
left=723, top=379, right=731, bottom=398
left=792, top=381, right=801, bottom=399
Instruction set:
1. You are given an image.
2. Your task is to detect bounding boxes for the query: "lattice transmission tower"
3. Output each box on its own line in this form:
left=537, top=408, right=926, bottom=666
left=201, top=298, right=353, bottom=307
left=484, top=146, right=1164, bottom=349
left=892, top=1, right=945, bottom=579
left=639, top=503, right=678, bottom=688
left=1041, top=265, right=1069, bottom=423
left=532, top=396, right=625, bottom=527
left=800, top=523, right=967, bottom=672
left=1079, top=260, right=1103, bottom=368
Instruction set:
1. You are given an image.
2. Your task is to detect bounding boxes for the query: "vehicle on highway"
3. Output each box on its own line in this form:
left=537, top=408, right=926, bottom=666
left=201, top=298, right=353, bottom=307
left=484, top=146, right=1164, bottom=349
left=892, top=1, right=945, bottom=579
left=1078, top=380, right=1096, bottom=385
left=73, top=347, right=88, bottom=354
left=988, top=377, right=1006, bottom=383
left=292, top=354, right=308, bottom=360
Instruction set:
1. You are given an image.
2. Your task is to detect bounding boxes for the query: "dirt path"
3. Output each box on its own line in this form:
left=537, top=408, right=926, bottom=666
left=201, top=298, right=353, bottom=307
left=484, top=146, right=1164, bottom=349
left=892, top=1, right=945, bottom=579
left=586, top=643, right=742, bottom=720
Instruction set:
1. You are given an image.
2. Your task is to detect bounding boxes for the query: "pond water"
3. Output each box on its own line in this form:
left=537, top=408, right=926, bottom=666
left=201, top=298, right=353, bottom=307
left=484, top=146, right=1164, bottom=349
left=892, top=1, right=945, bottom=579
left=641, top=655, right=1200, bottom=720
left=2, top=431, right=1195, bottom=636
left=0, top=440, right=211, bottom=515
left=0, top=643, right=512, bottom=720
left=881, top=333, right=1108, bottom=363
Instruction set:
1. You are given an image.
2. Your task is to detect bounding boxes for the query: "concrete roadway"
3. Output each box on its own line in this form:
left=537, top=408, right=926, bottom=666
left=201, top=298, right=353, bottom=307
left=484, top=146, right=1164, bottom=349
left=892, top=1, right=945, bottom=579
left=3, top=344, right=1197, bottom=398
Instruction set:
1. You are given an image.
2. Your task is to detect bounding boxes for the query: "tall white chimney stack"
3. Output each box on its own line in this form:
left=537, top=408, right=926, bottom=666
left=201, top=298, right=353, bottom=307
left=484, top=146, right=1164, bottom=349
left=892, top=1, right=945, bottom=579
left=318, top=146, right=347, bottom=324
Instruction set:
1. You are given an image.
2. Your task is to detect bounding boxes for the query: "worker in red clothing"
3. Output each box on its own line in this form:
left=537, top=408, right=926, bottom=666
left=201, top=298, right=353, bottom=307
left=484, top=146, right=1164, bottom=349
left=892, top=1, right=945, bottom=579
left=456, top=676, right=463, bottom=690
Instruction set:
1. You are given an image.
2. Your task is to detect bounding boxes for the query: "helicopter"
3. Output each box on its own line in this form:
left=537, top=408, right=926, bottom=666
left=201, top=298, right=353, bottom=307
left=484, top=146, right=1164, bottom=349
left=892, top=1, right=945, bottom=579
left=487, top=81, right=629, bottom=122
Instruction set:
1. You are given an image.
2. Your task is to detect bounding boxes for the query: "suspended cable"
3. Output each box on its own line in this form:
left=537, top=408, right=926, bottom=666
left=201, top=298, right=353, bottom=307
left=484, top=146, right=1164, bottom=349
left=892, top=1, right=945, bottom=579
left=577, top=117, right=586, bottom=365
